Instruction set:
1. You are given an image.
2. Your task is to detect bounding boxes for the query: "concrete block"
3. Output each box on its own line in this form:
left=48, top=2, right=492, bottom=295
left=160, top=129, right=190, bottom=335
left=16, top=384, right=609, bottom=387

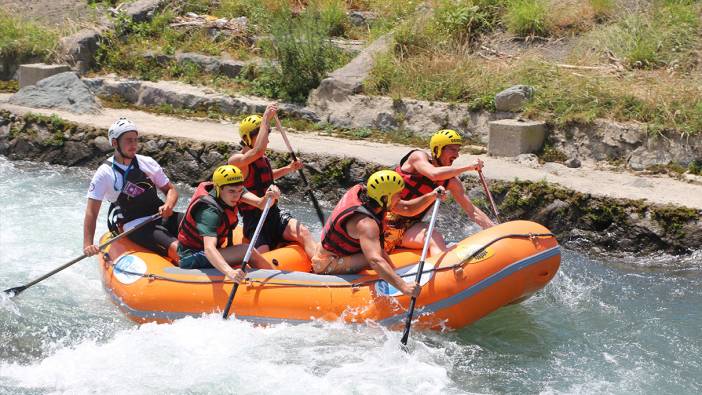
left=488, top=119, right=546, bottom=157
left=19, top=63, right=71, bottom=88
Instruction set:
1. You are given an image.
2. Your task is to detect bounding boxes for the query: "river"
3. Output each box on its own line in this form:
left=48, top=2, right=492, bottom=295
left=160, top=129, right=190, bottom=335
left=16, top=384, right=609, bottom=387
left=0, top=157, right=700, bottom=394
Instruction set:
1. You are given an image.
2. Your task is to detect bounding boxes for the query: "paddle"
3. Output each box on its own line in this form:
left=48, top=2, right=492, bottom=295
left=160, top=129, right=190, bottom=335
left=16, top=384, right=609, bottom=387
left=400, top=197, right=441, bottom=347
left=3, top=213, right=161, bottom=297
left=273, top=115, right=326, bottom=226
left=477, top=168, right=501, bottom=224
left=222, top=196, right=273, bottom=319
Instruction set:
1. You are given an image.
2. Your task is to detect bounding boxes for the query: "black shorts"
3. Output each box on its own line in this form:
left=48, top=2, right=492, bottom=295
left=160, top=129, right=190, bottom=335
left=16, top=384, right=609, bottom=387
left=127, top=212, right=184, bottom=256
left=241, top=205, right=292, bottom=249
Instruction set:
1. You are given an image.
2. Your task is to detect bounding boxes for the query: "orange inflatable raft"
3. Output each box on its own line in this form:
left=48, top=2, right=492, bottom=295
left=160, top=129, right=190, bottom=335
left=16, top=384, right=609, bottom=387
left=99, top=220, right=560, bottom=330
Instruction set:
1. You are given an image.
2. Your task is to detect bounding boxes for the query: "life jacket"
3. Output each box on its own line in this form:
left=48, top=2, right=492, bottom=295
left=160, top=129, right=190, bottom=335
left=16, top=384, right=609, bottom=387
left=240, top=155, right=274, bottom=213
left=177, top=182, right=239, bottom=251
left=394, top=149, right=449, bottom=220
left=106, top=158, right=164, bottom=233
left=321, top=184, right=384, bottom=256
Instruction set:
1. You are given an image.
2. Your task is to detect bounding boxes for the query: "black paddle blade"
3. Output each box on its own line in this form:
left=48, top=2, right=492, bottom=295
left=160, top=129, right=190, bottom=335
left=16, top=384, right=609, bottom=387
left=2, top=286, right=27, bottom=297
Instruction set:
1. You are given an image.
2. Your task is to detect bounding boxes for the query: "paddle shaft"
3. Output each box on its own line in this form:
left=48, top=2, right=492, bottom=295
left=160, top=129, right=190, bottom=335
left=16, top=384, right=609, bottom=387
left=400, top=198, right=441, bottom=346
left=273, top=116, right=326, bottom=226
left=222, top=197, right=272, bottom=319
left=477, top=169, right=500, bottom=224
left=3, top=213, right=161, bottom=297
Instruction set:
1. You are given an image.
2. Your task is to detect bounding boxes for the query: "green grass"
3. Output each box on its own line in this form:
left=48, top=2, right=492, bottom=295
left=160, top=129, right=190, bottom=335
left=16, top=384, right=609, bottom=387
left=579, top=1, right=701, bottom=69
left=0, top=11, right=58, bottom=66
left=365, top=52, right=702, bottom=135
left=365, top=0, right=702, bottom=136
left=505, top=0, right=549, bottom=37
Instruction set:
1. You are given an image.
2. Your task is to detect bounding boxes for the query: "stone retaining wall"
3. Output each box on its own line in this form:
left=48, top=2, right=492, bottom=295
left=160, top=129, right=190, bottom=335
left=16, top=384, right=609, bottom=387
left=1, top=110, right=699, bottom=256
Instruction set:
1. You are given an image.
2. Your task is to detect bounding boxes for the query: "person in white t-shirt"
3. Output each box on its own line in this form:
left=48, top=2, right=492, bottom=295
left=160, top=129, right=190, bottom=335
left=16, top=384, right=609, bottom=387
left=83, top=118, right=183, bottom=261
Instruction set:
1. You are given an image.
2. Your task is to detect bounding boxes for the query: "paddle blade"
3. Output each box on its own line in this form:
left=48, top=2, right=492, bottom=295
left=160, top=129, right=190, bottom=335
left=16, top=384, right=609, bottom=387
left=3, top=285, right=27, bottom=297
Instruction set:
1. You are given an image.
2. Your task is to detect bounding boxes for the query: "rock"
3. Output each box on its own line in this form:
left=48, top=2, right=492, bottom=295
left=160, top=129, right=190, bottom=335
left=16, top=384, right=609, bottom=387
left=9, top=72, right=102, bottom=114
left=376, top=112, right=398, bottom=131
left=494, top=85, right=534, bottom=112
left=515, top=153, right=540, bottom=168
left=62, top=141, right=93, bottom=165
left=59, top=28, right=105, bottom=74
left=628, top=146, right=673, bottom=171
left=93, top=136, right=113, bottom=152
left=533, top=199, right=571, bottom=232
left=565, top=157, right=581, bottom=168
left=203, top=150, right=224, bottom=167
left=219, top=60, right=246, bottom=78
left=0, top=124, right=10, bottom=139
left=175, top=52, right=221, bottom=73
left=123, top=0, right=164, bottom=23
left=143, top=51, right=173, bottom=65
left=348, top=11, right=377, bottom=26
left=309, top=33, right=392, bottom=98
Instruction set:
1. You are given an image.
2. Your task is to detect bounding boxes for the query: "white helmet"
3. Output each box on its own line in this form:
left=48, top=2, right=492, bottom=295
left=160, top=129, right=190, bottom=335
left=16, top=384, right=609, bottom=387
left=108, top=117, right=137, bottom=145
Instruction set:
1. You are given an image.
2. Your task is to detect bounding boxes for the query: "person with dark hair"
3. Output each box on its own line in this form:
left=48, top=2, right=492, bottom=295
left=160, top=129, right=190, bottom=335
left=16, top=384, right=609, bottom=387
left=83, top=117, right=183, bottom=261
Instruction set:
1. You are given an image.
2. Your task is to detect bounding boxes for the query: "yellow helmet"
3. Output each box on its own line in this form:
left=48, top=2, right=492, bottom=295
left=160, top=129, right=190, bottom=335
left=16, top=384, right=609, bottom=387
left=430, top=129, right=463, bottom=158
left=239, top=115, right=262, bottom=146
left=366, top=170, right=405, bottom=208
left=212, top=165, right=244, bottom=198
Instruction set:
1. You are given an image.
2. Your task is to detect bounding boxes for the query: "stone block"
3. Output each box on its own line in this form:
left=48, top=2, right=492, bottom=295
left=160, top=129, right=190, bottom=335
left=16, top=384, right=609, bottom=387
left=488, top=119, right=546, bottom=157
left=19, top=63, right=71, bottom=88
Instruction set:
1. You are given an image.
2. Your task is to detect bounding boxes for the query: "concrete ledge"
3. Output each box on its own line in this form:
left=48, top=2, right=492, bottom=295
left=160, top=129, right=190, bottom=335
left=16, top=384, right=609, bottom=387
left=488, top=119, right=546, bottom=157
left=19, top=64, right=71, bottom=88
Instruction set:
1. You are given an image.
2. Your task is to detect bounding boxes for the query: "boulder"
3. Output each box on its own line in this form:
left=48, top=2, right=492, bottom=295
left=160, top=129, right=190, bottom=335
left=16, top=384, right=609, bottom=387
left=219, top=60, right=246, bottom=78
left=123, top=0, right=165, bottom=23
left=628, top=146, right=673, bottom=171
left=9, top=72, right=102, bottom=114
left=175, top=53, right=221, bottom=73
left=348, top=11, right=377, bottom=26
left=59, top=28, right=105, bottom=74
left=93, top=136, right=113, bottom=153
left=494, top=85, right=534, bottom=112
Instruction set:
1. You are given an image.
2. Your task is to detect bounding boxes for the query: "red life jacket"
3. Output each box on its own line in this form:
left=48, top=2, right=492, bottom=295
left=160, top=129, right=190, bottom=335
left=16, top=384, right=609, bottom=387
left=395, top=149, right=449, bottom=220
left=240, top=155, right=274, bottom=213
left=321, top=184, right=384, bottom=256
left=177, top=182, right=239, bottom=251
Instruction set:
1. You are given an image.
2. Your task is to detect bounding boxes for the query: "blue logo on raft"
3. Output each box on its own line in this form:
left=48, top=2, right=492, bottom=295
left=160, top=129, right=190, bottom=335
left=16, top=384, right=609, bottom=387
left=113, top=254, right=147, bottom=285
left=375, top=262, right=435, bottom=297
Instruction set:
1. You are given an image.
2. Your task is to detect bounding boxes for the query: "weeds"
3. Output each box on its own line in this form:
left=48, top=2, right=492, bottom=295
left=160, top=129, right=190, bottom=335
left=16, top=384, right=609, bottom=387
left=0, top=11, right=57, bottom=69
left=505, top=0, right=549, bottom=37
left=259, top=5, right=349, bottom=102
left=579, top=1, right=701, bottom=69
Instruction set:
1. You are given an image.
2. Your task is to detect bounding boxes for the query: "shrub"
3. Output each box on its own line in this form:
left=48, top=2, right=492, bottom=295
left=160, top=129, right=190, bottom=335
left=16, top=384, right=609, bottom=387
left=504, top=0, right=549, bottom=37
left=262, top=6, right=346, bottom=102
left=432, top=0, right=500, bottom=43
left=316, top=0, right=349, bottom=37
